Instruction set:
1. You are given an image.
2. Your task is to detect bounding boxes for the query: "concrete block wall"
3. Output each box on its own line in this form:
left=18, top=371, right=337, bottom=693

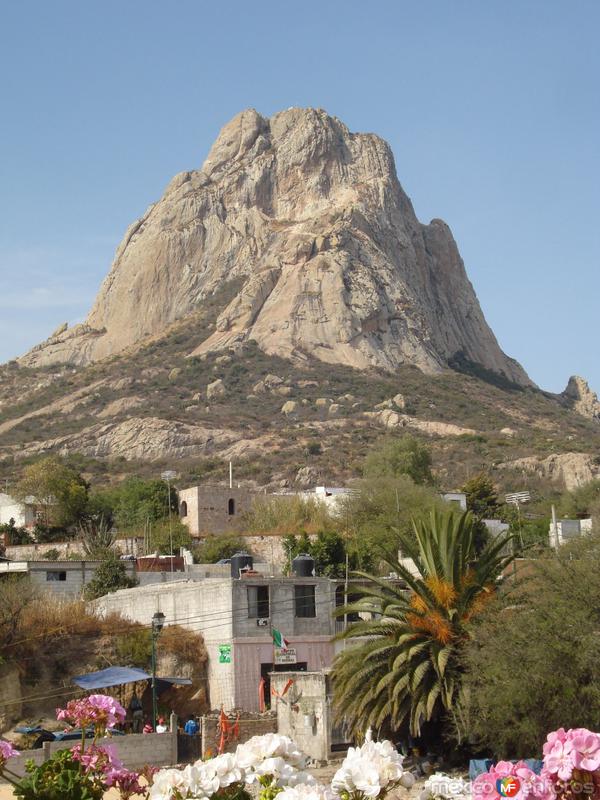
left=93, top=579, right=236, bottom=710
left=200, top=714, right=277, bottom=758
left=272, top=672, right=332, bottom=763
left=1, top=733, right=177, bottom=781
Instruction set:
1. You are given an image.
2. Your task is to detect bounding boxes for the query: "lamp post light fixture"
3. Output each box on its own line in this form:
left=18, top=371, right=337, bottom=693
left=161, top=470, right=178, bottom=579
left=151, top=611, right=165, bottom=731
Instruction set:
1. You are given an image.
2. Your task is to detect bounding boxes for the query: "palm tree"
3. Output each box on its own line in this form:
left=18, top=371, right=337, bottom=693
left=331, top=509, right=514, bottom=737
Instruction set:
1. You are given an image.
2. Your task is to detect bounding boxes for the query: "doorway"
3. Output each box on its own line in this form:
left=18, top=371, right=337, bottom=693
left=260, top=662, right=307, bottom=708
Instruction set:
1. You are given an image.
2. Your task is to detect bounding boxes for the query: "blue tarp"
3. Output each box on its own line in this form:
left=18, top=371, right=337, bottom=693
left=72, top=666, right=151, bottom=690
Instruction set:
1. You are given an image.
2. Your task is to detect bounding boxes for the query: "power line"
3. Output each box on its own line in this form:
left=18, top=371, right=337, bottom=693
left=2, top=587, right=342, bottom=650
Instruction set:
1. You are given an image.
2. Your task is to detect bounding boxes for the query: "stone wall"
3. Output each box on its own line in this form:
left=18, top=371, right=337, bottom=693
left=200, top=713, right=277, bottom=758
left=179, top=485, right=258, bottom=535
left=2, top=732, right=177, bottom=779
left=5, top=541, right=83, bottom=560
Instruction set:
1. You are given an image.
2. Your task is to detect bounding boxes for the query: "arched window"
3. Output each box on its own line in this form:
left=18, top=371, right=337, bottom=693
left=179, top=501, right=188, bottom=518
left=228, top=498, right=235, bottom=516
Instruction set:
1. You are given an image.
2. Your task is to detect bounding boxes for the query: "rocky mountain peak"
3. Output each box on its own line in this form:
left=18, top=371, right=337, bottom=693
left=18, top=107, right=531, bottom=386
left=561, top=375, right=600, bottom=422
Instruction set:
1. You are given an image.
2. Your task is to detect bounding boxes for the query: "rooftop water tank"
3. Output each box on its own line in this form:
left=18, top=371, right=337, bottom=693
left=230, top=551, right=253, bottom=578
left=292, top=553, right=315, bottom=577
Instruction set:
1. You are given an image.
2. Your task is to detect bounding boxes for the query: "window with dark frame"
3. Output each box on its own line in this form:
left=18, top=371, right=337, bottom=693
left=46, top=571, right=67, bottom=582
left=294, top=584, right=316, bottom=618
left=247, top=585, right=270, bottom=618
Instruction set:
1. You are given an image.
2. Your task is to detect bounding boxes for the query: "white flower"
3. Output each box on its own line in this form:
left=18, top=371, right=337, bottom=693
left=422, top=773, right=471, bottom=800
left=211, top=752, right=245, bottom=786
left=399, top=773, right=416, bottom=790
left=149, top=768, right=191, bottom=799
left=332, top=736, right=408, bottom=798
left=332, top=755, right=383, bottom=797
left=277, top=783, right=335, bottom=800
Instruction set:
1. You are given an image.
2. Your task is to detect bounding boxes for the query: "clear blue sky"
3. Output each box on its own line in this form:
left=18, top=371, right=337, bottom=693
left=1, top=0, right=598, bottom=393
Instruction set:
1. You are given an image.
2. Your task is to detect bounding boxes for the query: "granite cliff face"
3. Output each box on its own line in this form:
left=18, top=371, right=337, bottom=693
left=20, top=108, right=530, bottom=385
left=561, top=376, right=600, bottom=423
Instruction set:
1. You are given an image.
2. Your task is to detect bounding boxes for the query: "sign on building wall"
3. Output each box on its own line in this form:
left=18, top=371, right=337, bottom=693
left=218, top=645, right=232, bottom=663
left=274, top=647, right=297, bottom=665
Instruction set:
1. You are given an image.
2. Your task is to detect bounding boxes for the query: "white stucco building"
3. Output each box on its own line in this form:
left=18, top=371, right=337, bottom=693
left=0, top=493, right=36, bottom=528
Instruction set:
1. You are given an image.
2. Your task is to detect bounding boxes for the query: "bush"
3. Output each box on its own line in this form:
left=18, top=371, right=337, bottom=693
left=459, top=534, right=600, bottom=757
left=193, top=534, right=246, bottom=563
left=84, top=555, right=138, bottom=600
left=363, top=435, right=434, bottom=485
left=115, top=628, right=152, bottom=668
left=0, top=520, right=33, bottom=545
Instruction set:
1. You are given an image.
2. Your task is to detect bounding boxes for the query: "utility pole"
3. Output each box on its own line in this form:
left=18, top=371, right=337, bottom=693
left=151, top=611, right=165, bottom=731
left=161, top=470, right=177, bottom=580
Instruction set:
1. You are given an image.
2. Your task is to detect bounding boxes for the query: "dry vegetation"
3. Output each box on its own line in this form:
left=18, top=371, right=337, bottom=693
left=0, top=578, right=209, bottom=729
left=1, top=278, right=599, bottom=495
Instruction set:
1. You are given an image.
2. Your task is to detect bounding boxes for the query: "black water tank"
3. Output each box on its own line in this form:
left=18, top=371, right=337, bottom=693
left=292, top=553, right=315, bottom=577
left=230, top=551, right=253, bottom=578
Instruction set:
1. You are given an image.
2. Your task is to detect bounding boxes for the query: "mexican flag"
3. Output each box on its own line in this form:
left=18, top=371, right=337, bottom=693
left=272, top=629, right=289, bottom=649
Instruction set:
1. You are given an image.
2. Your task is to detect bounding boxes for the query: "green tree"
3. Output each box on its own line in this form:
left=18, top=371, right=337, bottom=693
left=460, top=473, right=499, bottom=519
left=146, top=518, right=191, bottom=554
left=283, top=530, right=356, bottom=578
left=0, top=519, right=33, bottom=545
left=332, top=510, right=514, bottom=738
left=92, top=477, right=177, bottom=531
left=558, top=478, right=600, bottom=519
left=193, top=534, right=246, bottom=563
left=339, top=475, right=444, bottom=567
left=13, top=456, right=89, bottom=530
left=363, top=436, right=434, bottom=485
left=460, top=534, right=600, bottom=757
left=84, top=554, right=138, bottom=600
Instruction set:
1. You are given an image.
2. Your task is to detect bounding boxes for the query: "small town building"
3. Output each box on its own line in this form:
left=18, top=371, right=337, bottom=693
left=0, top=493, right=37, bottom=529
left=0, top=559, right=136, bottom=597
left=178, top=485, right=257, bottom=536
left=549, top=517, right=592, bottom=548
left=93, top=555, right=355, bottom=712
left=441, top=491, right=468, bottom=510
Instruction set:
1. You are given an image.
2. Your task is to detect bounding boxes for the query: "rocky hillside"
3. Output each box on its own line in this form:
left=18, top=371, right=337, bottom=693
left=1, top=300, right=599, bottom=493
left=2, top=108, right=599, bottom=493
left=20, top=108, right=529, bottom=386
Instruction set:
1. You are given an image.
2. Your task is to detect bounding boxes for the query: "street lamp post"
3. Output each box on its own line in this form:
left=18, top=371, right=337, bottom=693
left=151, top=611, right=165, bottom=731
left=161, top=470, right=177, bottom=579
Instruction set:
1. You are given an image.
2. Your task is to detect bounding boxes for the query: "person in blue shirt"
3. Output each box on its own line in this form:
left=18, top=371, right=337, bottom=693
left=184, top=715, right=199, bottom=735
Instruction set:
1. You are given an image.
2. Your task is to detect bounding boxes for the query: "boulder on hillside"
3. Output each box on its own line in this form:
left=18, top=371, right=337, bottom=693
left=207, top=379, right=226, bottom=400
left=281, top=400, right=298, bottom=416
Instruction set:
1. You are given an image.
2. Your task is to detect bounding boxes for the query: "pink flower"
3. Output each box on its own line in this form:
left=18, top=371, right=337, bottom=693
left=57, top=694, right=126, bottom=733
left=105, top=767, right=145, bottom=799
left=0, top=740, right=20, bottom=766
left=570, top=730, right=600, bottom=772
left=544, top=740, right=575, bottom=782
left=71, top=743, right=123, bottom=775
left=543, top=729, right=567, bottom=757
